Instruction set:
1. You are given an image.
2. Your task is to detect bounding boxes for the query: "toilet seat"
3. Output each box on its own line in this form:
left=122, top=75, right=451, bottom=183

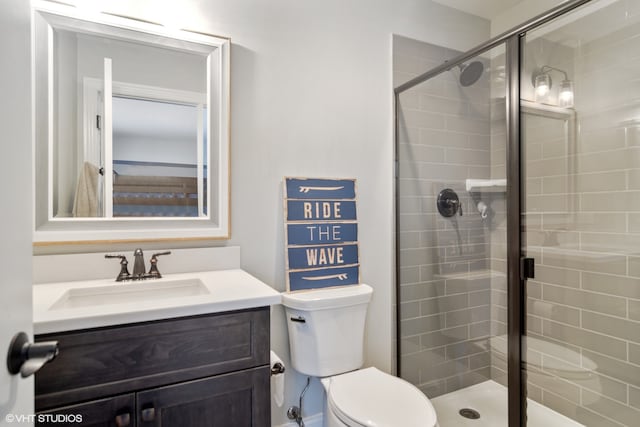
left=326, top=367, right=437, bottom=427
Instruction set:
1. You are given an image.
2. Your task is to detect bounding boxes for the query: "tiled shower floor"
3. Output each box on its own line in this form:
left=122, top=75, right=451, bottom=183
left=431, top=380, right=583, bottom=427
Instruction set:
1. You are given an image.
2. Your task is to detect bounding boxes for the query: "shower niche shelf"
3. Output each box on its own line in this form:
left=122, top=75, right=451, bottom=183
left=465, top=179, right=507, bottom=193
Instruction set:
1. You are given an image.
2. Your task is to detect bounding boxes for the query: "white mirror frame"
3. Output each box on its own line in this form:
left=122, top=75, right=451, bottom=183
left=32, top=1, right=230, bottom=245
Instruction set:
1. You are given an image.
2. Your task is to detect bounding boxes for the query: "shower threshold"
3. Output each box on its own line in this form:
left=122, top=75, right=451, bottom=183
left=431, top=380, right=583, bottom=426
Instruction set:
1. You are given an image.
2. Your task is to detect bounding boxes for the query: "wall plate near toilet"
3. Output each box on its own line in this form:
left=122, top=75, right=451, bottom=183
left=283, top=177, right=360, bottom=292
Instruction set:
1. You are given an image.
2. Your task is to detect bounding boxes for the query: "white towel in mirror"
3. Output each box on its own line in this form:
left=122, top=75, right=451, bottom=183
left=72, top=161, right=100, bottom=217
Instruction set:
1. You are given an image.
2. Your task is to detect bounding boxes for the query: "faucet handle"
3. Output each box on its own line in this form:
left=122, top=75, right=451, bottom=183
left=148, top=251, right=171, bottom=279
left=105, top=254, right=131, bottom=282
left=152, top=251, right=171, bottom=258
left=105, top=254, right=127, bottom=259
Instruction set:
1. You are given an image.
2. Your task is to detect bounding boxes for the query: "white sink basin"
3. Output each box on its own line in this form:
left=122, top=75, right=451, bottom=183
left=49, top=278, right=209, bottom=310
left=34, top=269, right=282, bottom=334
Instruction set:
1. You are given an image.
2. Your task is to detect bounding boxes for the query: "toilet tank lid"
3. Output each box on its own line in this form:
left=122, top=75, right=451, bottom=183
left=281, top=284, right=372, bottom=310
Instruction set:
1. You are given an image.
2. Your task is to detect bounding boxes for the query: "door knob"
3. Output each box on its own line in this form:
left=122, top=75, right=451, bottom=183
left=6, top=332, right=58, bottom=378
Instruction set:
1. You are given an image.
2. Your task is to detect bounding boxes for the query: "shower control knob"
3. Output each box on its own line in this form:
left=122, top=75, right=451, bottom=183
left=437, top=188, right=462, bottom=218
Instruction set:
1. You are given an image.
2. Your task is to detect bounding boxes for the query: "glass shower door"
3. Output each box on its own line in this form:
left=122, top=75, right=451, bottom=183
left=521, top=1, right=640, bottom=425
left=394, top=36, right=512, bottom=424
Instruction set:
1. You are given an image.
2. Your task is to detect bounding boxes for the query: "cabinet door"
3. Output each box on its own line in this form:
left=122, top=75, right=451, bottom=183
left=137, top=367, right=269, bottom=427
left=36, top=394, right=135, bottom=427
left=36, top=308, right=269, bottom=411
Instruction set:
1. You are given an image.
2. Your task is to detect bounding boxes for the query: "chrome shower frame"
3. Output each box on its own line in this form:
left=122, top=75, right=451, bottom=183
left=393, top=0, right=594, bottom=425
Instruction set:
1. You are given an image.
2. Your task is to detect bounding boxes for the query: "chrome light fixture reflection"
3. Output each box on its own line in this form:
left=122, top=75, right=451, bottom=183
left=532, top=65, right=574, bottom=108
left=558, top=79, right=574, bottom=108
left=534, top=73, right=551, bottom=102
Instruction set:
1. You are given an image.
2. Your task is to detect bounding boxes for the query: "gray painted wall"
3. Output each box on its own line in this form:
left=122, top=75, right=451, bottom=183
left=31, top=1, right=489, bottom=425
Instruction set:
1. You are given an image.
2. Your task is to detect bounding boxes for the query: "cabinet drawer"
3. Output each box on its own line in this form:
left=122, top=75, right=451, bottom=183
left=137, top=366, right=270, bottom=427
left=36, top=308, right=269, bottom=410
left=36, top=394, right=134, bottom=427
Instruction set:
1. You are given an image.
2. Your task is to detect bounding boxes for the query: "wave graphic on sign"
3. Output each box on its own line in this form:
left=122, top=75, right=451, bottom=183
left=302, top=273, right=348, bottom=281
left=298, top=186, right=344, bottom=193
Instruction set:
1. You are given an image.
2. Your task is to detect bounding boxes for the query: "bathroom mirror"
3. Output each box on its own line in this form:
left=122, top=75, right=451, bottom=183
left=33, top=1, right=230, bottom=244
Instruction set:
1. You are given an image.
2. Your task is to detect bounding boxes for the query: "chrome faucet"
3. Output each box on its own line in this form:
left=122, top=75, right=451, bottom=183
left=105, top=249, right=171, bottom=282
left=132, top=248, right=146, bottom=278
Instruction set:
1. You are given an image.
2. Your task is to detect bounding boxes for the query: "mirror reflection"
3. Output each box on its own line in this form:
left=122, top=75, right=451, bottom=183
left=110, top=97, right=208, bottom=218
left=53, top=28, right=208, bottom=218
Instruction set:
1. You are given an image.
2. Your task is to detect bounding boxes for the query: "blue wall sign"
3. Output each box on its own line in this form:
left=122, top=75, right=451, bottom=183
left=284, top=177, right=360, bottom=292
left=287, top=244, right=359, bottom=270
left=285, top=178, right=356, bottom=200
left=287, top=223, right=358, bottom=246
left=288, top=265, right=360, bottom=291
left=286, top=200, right=357, bottom=222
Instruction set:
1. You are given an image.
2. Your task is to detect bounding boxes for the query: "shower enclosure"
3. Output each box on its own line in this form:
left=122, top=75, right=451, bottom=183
left=394, top=0, right=640, bottom=425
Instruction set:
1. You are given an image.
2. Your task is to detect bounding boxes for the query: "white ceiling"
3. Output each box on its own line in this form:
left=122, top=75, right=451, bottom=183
left=433, top=0, right=526, bottom=20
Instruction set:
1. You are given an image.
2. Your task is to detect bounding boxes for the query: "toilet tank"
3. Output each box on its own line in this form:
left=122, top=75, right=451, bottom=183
left=282, top=284, right=373, bottom=377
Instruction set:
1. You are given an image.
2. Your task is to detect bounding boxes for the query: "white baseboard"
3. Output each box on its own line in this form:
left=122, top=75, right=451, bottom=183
left=274, top=412, right=323, bottom=427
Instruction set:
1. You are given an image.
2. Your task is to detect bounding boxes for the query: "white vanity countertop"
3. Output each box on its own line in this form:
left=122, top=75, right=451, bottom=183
left=33, top=269, right=281, bottom=335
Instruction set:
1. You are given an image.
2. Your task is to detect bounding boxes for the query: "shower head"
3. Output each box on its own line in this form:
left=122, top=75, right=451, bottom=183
left=458, top=61, right=484, bottom=87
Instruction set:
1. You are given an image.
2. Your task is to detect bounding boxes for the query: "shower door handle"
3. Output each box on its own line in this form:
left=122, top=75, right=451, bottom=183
left=522, top=258, right=535, bottom=279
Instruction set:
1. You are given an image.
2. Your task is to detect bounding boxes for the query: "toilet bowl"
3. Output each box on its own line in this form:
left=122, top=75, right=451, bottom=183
left=282, top=284, right=438, bottom=427
left=321, top=367, right=437, bottom=427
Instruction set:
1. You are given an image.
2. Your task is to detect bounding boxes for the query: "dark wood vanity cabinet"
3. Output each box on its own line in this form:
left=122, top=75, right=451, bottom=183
left=36, top=394, right=135, bottom=427
left=35, top=307, right=271, bottom=427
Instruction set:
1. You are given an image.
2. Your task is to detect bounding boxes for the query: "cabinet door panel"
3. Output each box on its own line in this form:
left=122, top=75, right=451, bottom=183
left=36, top=394, right=135, bottom=427
left=137, top=367, right=269, bottom=427
left=36, top=308, right=269, bottom=410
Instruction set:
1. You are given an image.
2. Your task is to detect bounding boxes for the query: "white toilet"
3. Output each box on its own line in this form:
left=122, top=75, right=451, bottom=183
left=282, top=284, right=438, bottom=427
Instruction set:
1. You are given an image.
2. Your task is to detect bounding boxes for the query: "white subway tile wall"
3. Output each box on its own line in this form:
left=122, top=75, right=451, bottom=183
left=394, top=34, right=497, bottom=398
